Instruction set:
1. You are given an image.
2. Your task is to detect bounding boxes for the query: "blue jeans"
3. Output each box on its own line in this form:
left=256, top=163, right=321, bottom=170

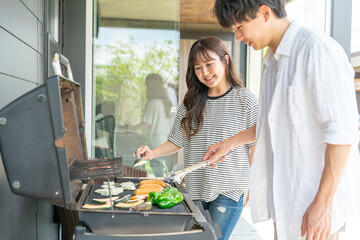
left=202, top=194, right=244, bottom=240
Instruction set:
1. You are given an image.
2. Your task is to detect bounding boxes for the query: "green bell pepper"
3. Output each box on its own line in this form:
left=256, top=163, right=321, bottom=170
left=148, top=191, right=160, bottom=205
left=149, top=187, right=184, bottom=209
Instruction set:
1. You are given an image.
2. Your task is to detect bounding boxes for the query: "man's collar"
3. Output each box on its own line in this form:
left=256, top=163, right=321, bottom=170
left=274, top=20, right=300, bottom=60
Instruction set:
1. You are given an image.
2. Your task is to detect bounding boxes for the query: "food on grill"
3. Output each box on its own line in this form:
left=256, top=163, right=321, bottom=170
left=134, top=187, right=162, bottom=196
left=114, top=199, right=144, bottom=209
left=82, top=201, right=112, bottom=209
left=114, top=194, right=131, bottom=203
left=139, top=179, right=166, bottom=188
left=92, top=196, right=119, bottom=203
left=120, top=181, right=136, bottom=190
left=149, top=187, right=184, bottom=209
left=102, top=181, right=115, bottom=186
left=131, top=201, right=153, bottom=211
left=95, top=187, right=123, bottom=196
left=137, top=183, right=163, bottom=190
left=131, top=195, right=147, bottom=201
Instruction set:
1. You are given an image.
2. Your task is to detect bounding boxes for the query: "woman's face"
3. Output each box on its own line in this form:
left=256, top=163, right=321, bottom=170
left=193, top=51, right=228, bottom=89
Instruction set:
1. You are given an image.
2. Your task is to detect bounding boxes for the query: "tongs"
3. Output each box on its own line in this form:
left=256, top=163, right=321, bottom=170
left=165, top=151, right=231, bottom=184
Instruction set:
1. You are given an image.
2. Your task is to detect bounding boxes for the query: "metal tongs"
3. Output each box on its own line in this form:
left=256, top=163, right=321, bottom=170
left=165, top=151, right=231, bottom=184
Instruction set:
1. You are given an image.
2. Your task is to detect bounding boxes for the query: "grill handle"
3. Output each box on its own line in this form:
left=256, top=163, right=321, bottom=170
left=52, top=52, right=74, bottom=81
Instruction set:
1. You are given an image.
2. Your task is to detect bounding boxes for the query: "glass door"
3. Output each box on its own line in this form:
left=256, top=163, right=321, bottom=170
left=92, top=0, right=180, bottom=177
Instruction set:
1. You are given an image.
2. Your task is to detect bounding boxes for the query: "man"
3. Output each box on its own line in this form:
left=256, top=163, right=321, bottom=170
left=203, top=1, right=360, bottom=240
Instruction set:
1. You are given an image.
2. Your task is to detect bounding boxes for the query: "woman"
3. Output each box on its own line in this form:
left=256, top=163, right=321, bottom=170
left=136, top=36, right=258, bottom=240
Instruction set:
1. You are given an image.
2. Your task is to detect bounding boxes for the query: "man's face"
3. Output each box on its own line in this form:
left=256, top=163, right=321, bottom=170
left=230, top=12, right=268, bottom=50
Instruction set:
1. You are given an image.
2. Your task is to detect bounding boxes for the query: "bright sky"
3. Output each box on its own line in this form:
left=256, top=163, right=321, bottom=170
left=94, top=27, right=179, bottom=65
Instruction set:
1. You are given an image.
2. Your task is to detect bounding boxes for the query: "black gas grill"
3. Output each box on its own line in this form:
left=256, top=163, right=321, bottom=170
left=0, top=75, right=220, bottom=240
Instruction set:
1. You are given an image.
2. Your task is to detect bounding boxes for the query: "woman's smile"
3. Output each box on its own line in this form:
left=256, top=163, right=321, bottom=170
left=204, top=75, right=215, bottom=82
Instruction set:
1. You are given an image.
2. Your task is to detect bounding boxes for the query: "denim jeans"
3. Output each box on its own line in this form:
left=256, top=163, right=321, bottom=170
left=201, top=194, right=244, bottom=240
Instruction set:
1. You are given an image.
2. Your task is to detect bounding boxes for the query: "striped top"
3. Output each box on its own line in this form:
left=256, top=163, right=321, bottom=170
left=168, top=87, right=258, bottom=204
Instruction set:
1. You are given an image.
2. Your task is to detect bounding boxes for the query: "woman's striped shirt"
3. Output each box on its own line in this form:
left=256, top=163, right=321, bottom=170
left=168, top=87, right=258, bottom=204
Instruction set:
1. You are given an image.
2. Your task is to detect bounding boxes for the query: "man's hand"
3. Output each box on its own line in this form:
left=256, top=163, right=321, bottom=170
left=202, top=139, right=233, bottom=168
left=202, top=124, right=257, bottom=168
left=301, top=199, right=332, bottom=240
left=301, top=143, right=350, bottom=240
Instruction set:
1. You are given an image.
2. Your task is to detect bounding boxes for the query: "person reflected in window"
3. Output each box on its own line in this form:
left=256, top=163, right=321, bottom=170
left=129, top=73, right=175, bottom=176
left=136, top=36, right=258, bottom=240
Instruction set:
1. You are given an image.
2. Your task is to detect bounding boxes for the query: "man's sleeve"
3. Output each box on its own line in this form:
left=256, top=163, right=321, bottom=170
left=307, top=38, right=358, bottom=145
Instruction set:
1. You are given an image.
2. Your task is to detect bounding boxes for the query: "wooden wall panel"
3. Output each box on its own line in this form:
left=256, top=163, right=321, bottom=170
left=180, top=0, right=218, bottom=24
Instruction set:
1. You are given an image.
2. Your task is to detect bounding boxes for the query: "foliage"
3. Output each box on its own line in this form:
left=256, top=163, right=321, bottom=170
left=94, top=37, right=179, bottom=124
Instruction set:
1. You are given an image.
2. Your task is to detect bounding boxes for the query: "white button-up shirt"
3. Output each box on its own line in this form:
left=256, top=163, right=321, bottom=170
left=249, top=20, right=360, bottom=240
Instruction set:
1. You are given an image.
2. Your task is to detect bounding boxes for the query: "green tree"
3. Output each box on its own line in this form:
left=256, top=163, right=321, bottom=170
left=94, top=38, right=179, bottom=125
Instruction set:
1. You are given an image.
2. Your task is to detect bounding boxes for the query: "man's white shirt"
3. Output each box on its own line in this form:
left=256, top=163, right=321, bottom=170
left=249, top=20, right=360, bottom=240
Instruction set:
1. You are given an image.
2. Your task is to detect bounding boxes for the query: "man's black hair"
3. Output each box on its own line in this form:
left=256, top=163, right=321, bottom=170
left=214, top=0, right=287, bottom=28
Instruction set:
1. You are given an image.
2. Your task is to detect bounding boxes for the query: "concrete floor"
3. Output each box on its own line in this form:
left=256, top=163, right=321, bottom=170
left=230, top=206, right=360, bottom=240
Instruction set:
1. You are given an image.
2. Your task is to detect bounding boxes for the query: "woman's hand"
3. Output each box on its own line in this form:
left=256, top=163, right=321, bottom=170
left=135, top=145, right=154, bottom=160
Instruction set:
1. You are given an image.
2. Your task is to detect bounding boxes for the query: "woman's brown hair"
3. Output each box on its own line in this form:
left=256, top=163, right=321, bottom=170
left=181, top=36, right=244, bottom=138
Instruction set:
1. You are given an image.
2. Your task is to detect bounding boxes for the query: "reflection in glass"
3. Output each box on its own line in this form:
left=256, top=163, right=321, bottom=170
left=92, top=1, right=180, bottom=177
left=48, top=0, right=59, bottom=42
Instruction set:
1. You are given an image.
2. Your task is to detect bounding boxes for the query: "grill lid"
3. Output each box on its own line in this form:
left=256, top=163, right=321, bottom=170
left=0, top=76, right=122, bottom=208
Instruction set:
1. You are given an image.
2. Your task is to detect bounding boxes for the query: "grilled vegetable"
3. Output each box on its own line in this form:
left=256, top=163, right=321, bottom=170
left=114, top=199, right=144, bottom=209
left=131, top=195, right=147, bottom=201
left=101, top=184, right=116, bottom=189
left=120, top=181, right=136, bottom=190
left=92, top=196, right=119, bottom=203
left=114, top=194, right=131, bottom=203
left=82, top=201, right=112, bottom=209
left=131, top=201, right=153, bottom=211
left=102, top=181, right=115, bottom=186
left=95, top=187, right=123, bottom=196
left=126, top=199, right=141, bottom=204
left=149, top=187, right=184, bottom=209
left=148, top=191, right=160, bottom=205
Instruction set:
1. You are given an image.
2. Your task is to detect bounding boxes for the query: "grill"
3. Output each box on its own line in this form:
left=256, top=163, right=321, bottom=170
left=0, top=74, right=220, bottom=240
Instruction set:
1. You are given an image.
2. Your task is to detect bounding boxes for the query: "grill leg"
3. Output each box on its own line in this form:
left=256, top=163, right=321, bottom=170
left=56, top=206, right=79, bottom=240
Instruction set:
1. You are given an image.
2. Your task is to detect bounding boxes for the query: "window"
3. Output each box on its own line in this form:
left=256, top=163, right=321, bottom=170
left=92, top=0, right=180, bottom=177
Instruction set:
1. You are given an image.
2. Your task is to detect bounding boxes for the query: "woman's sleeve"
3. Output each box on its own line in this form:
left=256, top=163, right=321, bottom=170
left=167, top=103, right=186, bottom=148
left=244, top=91, right=259, bottom=148
left=307, top=38, right=358, bottom=145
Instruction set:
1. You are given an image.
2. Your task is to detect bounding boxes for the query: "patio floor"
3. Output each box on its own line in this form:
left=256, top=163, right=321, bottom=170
left=230, top=206, right=360, bottom=240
